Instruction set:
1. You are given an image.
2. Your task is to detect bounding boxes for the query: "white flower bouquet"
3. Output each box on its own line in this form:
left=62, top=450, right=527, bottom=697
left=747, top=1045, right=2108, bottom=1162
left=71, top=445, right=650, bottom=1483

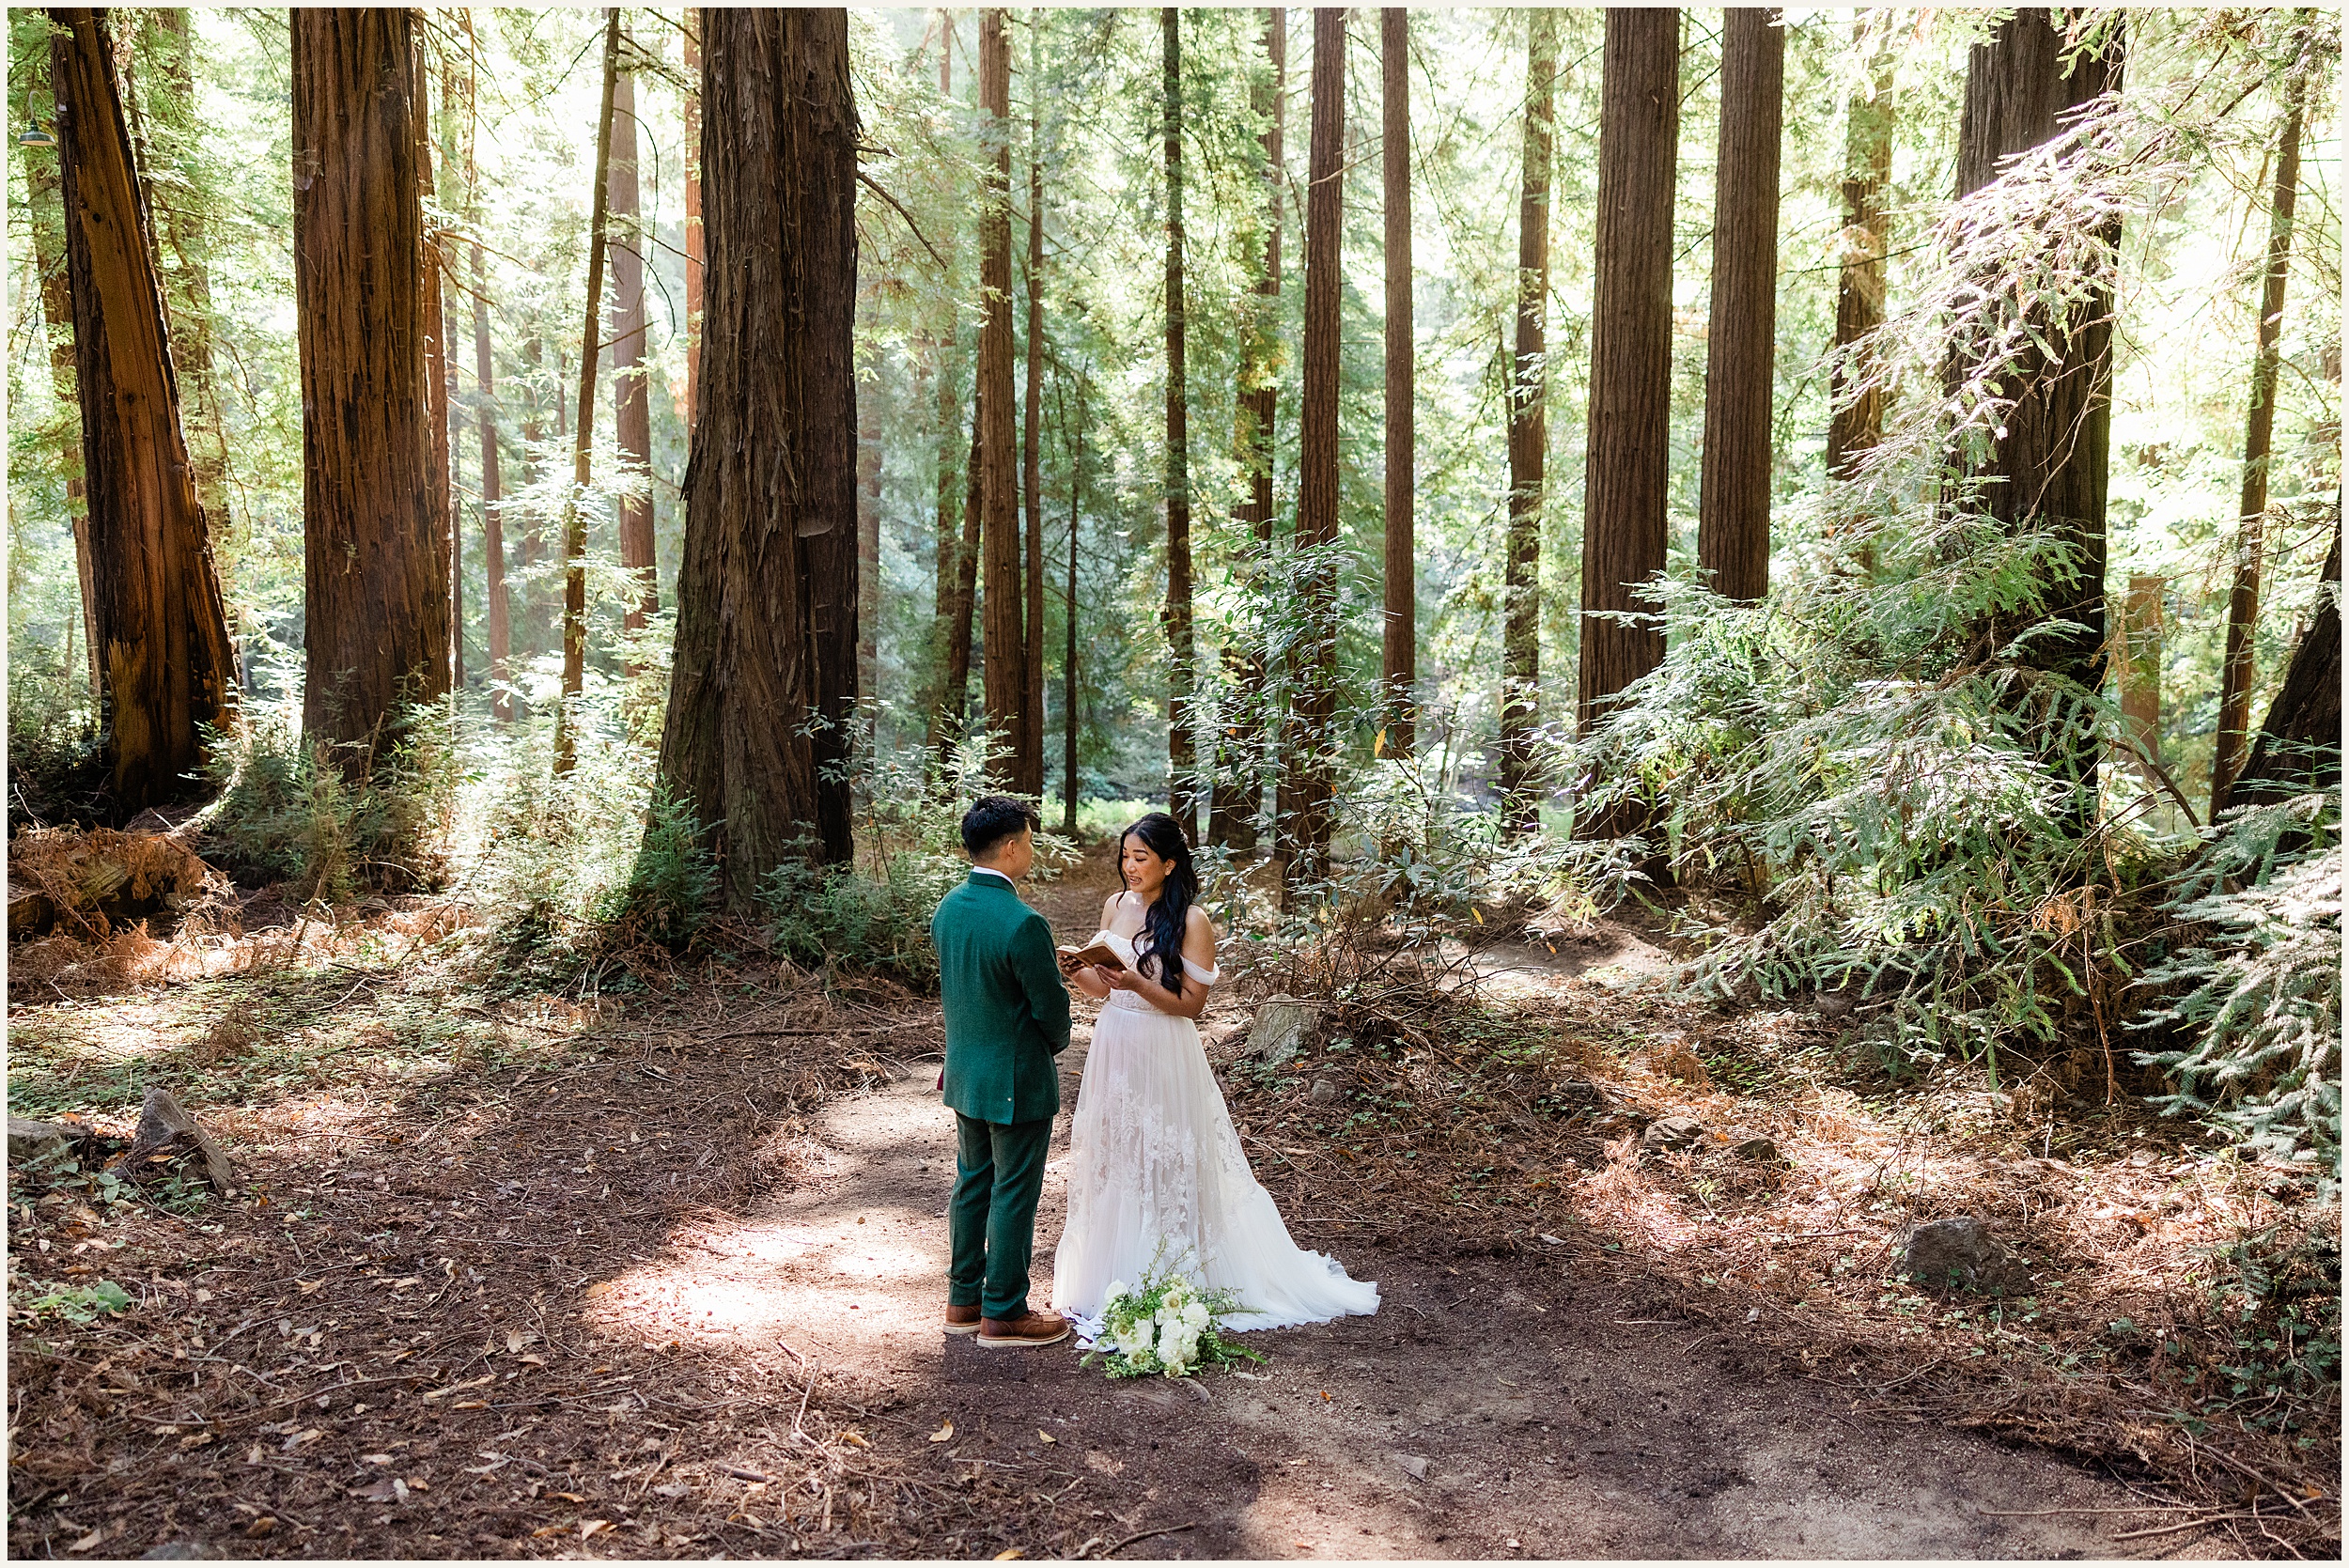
left=1081, top=1266, right=1266, bottom=1380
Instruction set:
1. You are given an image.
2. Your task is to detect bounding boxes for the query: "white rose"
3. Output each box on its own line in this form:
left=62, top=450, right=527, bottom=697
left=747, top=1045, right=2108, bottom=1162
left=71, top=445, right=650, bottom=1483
left=1181, top=1302, right=1210, bottom=1330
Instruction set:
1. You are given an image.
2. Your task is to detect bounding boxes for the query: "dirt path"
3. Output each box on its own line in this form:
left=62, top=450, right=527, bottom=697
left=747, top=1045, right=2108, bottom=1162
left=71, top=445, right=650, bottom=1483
left=571, top=853, right=2203, bottom=1560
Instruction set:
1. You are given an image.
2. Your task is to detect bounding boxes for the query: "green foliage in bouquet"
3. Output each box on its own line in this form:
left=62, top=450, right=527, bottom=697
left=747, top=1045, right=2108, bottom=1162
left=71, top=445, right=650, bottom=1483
left=1081, top=1267, right=1267, bottom=1380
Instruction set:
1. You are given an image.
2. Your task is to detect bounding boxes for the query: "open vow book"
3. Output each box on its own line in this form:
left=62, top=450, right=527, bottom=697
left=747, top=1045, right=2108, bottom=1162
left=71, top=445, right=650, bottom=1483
left=1056, top=941, right=1126, bottom=971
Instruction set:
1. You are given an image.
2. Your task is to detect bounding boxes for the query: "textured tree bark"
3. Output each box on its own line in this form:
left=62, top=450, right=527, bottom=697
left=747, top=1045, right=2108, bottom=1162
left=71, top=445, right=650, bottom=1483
left=21, top=53, right=101, bottom=701
left=1576, top=8, right=1678, bottom=826
left=1826, top=29, right=1891, bottom=497
left=554, top=8, right=622, bottom=774
left=50, top=5, right=236, bottom=810
left=2117, top=573, right=2163, bottom=789
left=2212, top=17, right=2311, bottom=813
left=611, top=56, right=656, bottom=646
left=1285, top=6, right=1346, bottom=887
left=1954, top=8, right=2123, bottom=816
left=656, top=6, right=860, bottom=902
left=857, top=404, right=881, bottom=715
left=1209, top=6, right=1283, bottom=852
left=462, top=22, right=511, bottom=723
left=2224, top=521, right=2341, bottom=814
left=683, top=13, right=703, bottom=432
left=518, top=334, right=548, bottom=660
left=977, top=9, right=1025, bottom=784
left=1380, top=6, right=1415, bottom=759
left=1064, top=377, right=1084, bottom=833
left=413, top=49, right=457, bottom=696
left=1500, top=8, right=1556, bottom=832
left=149, top=10, right=236, bottom=550
left=1160, top=7, right=1198, bottom=835
left=937, top=420, right=985, bottom=770
left=922, top=10, right=963, bottom=766
left=1696, top=7, right=1782, bottom=605
left=1021, top=11, right=1047, bottom=798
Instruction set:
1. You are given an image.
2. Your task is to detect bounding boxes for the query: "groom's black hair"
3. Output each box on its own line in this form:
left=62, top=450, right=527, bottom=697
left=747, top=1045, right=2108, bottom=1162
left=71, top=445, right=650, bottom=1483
left=961, top=795, right=1040, bottom=859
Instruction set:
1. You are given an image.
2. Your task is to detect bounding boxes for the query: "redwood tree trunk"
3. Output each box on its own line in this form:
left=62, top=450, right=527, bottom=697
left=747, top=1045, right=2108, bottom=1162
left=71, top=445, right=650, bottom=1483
left=1161, top=6, right=1197, bottom=835
left=1576, top=8, right=1678, bottom=830
left=1208, top=6, right=1283, bottom=851
left=612, top=55, right=657, bottom=644
left=21, top=48, right=101, bottom=701
left=1064, top=376, right=1084, bottom=832
left=656, top=6, right=860, bottom=901
left=2224, top=522, right=2341, bottom=814
left=1826, top=29, right=1891, bottom=491
left=1285, top=6, right=1346, bottom=885
left=1021, top=11, right=1047, bottom=798
left=2212, top=20, right=2311, bottom=812
left=149, top=9, right=236, bottom=549
left=554, top=8, right=622, bottom=774
left=414, top=48, right=456, bottom=696
left=50, top=4, right=236, bottom=809
left=1695, top=7, right=1782, bottom=604
left=977, top=9, right=1024, bottom=783
left=1500, top=8, right=1555, bottom=831
left=463, top=24, right=511, bottom=722
left=1380, top=5, right=1414, bottom=757
left=683, top=13, right=704, bottom=432
left=937, top=419, right=984, bottom=768
left=1955, top=8, right=2123, bottom=814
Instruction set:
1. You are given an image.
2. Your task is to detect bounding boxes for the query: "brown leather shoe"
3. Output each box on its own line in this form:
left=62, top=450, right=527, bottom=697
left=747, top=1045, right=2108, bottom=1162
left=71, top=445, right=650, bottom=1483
left=944, top=1302, right=982, bottom=1336
left=976, top=1311, right=1071, bottom=1349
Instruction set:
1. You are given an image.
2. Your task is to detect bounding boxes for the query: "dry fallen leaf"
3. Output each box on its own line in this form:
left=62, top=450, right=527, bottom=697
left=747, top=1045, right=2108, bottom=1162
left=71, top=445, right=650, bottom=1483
left=555, top=1492, right=586, bottom=1503
left=581, top=1520, right=614, bottom=1539
left=993, top=1550, right=1023, bottom=1560
left=299, top=1280, right=324, bottom=1295
left=68, top=1531, right=104, bottom=1554
left=1037, top=1429, right=1057, bottom=1445
left=930, top=1421, right=954, bottom=1443
left=530, top=1525, right=566, bottom=1538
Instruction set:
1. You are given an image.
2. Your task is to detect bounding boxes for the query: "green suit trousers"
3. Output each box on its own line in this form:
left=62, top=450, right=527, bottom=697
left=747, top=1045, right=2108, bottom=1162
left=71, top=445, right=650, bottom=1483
left=949, top=1111, right=1053, bottom=1320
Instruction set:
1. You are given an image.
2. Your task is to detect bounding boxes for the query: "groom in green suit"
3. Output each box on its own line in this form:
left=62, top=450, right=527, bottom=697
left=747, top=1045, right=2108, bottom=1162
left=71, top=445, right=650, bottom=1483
left=932, top=796, right=1073, bottom=1348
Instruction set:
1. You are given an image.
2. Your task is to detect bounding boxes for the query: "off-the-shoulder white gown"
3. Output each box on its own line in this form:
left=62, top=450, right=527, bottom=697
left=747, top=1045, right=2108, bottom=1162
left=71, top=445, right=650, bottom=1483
left=1051, top=921, right=1379, bottom=1333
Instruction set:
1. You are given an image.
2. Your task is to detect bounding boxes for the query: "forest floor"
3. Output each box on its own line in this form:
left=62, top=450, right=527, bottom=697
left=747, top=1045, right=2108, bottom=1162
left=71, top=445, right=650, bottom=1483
left=6, top=840, right=2336, bottom=1559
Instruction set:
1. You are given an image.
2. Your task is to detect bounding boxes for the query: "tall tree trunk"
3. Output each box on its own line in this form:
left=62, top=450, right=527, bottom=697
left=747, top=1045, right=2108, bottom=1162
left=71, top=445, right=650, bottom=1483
left=1210, top=6, right=1283, bottom=852
left=2212, top=16, right=2312, bottom=812
left=921, top=16, right=964, bottom=766
left=1696, top=7, right=1782, bottom=604
left=977, top=9, right=1023, bottom=783
left=1380, top=5, right=1414, bottom=758
left=1064, top=376, right=1083, bottom=832
left=683, top=11, right=703, bottom=432
left=657, top=5, right=860, bottom=901
left=21, top=48, right=101, bottom=701
left=1955, top=8, right=2123, bottom=818
left=463, top=20, right=511, bottom=722
left=937, top=419, right=984, bottom=769
left=857, top=407, right=881, bottom=715
left=1500, top=8, right=1556, bottom=832
left=553, top=8, right=622, bottom=774
left=1021, top=9, right=1047, bottom=798
left=611, top=54, right=656, bottom=648
left=2118, top=572, right=2163, bottom=789
left=1161, top=6, right=1197, bottom=835
left=1286, top=6, right=1346, bottom=886
left=149, top=9, right=236, bottom=550
left=2224, top=520, right=2341, bottom=814
left=1827, top=29, right=1891, bottom=500
left=414, top=47, right=456, bottom=698
left=291, top=7, right=445, bottom=769
left=1576, top=7, right=1678, bottom=844
left=518, top=333, right=547, bottom=660
left=50, top=5, right=236, bottom=810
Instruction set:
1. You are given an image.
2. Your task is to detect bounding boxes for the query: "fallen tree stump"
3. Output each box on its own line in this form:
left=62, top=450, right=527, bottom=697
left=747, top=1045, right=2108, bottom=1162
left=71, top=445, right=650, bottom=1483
left=117, top=1088, right=237, bottom=1193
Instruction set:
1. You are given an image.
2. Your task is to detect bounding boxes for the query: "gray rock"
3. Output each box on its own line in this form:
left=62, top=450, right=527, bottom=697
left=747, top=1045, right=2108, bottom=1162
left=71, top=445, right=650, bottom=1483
left=1901, top=1217, right=2027, bottom=1295
left=1814, top=989, right=1856, bottom=1018
left=1393, top=1452, right=1430, bottom=1481
left=142, top=1543, right=229, bottom=1560
left=1247, top=997, right=1321, bottom=1070
left=8, top=1116, right=75, bottom=1164
left=1307, top=1079, right=1342, bottom=1107
left=125, top=1087, right=235, bottom=1192
left=1728, top=1136, right=1782, bottom=1163
left=1641, top=1115, right=1704, bottom=1153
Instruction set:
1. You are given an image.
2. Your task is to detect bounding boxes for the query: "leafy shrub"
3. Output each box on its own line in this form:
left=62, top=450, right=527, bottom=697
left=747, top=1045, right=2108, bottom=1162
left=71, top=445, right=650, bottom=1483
left=2133, top=793, right=2341, bottom=1175
left=607, top=785, right=716, bottom=949
left=16, top=1280, right=133, bottom=1325
left=199, top=701, right=457, bottom=900
left=6, top=654, right=106, bottom=831
left=466, top=701, right=652, bottom=956
left=758, top=843, right=964, bottom=989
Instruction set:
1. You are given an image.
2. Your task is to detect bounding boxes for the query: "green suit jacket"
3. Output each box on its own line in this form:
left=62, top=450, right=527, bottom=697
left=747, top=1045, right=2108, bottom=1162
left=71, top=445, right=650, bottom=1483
left=933, top=869, right=1072, bottom=1125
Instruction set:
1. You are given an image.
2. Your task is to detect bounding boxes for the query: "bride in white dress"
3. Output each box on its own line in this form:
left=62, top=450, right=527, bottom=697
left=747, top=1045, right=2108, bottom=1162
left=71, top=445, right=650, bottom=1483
left=1051, top=812, right=1378, bottom=1333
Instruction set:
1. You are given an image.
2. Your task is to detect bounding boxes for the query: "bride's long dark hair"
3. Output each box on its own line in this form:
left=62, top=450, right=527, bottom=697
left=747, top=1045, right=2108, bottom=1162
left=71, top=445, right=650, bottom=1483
left=1121, top=812, right=1199, bottom=997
